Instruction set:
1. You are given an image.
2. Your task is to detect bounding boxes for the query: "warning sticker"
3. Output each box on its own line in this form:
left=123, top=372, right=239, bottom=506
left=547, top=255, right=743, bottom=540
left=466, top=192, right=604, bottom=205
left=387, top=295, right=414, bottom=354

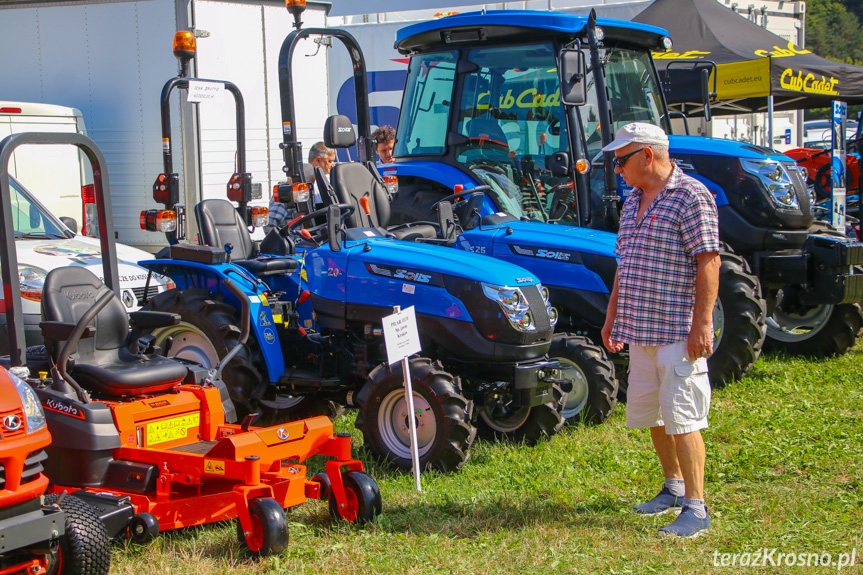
left=146, top=413, right=200, bottom=446
left=204, top=459, right=226, bottom=475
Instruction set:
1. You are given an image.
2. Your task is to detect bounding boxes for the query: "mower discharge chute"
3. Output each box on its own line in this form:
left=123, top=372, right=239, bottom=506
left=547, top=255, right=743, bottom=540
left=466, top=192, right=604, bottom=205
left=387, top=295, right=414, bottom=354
left=0, top=132, right=381, bottom=557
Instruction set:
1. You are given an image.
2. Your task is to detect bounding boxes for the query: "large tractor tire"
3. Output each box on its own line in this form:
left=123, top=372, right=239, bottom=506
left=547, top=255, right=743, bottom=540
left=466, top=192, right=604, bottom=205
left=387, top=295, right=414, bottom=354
left=476, top=383, right=565, bottom=445
left=708, top=252, right=767, bottom=388
left=134, top=288, right=339, bottom=423
left=44, top=494, right=111, bottom=575
left=765, top=301, right=863, bottom=357
left=355, top=357, right=476, bottom=473
left=548, top=333, right=617, bottom=425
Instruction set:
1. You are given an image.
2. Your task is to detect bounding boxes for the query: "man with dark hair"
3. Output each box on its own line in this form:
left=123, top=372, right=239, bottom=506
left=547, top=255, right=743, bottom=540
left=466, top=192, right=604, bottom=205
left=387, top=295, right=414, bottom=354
left=372, top=125, right=395, bottom=166
left=601, top=122, right=720, bottom=539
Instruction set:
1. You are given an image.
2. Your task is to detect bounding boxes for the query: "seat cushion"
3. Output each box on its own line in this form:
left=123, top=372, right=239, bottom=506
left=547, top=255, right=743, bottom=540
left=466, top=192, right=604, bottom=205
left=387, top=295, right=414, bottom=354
left=390, top=224, right=438, bottom=242
left=235, top=256, right=298, bottom=277
left=73, top=349, right=187, bottom=396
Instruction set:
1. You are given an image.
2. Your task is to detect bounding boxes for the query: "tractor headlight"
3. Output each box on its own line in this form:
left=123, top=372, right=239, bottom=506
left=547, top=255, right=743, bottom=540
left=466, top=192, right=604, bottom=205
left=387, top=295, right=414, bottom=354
left=740, top=159, right=802, bottom=209
left=538, top=284, right=558, bottom=327
left=482, top=283, right=536, bottom=332
left=9, top=370, right=46, bottom=432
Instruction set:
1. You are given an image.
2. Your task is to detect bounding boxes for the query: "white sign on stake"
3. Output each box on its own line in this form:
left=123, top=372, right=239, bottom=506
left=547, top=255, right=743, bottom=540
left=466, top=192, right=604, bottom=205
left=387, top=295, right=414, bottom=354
left=382, top=305, right=423, bottom=492
left=187, top=80, right=225, bottom=102
left=382, top=305, right=421, bottom=365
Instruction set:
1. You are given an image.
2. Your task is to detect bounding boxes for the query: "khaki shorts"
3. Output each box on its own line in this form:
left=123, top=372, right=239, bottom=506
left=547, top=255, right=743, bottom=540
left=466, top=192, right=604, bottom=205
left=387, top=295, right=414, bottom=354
left=625, top=340, right=711, bottom=435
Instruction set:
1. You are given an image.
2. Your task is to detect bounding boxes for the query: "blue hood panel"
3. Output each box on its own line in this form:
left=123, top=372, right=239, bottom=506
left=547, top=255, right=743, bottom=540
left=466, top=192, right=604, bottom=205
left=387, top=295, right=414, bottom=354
left=669, top=135, right=788, bottom=161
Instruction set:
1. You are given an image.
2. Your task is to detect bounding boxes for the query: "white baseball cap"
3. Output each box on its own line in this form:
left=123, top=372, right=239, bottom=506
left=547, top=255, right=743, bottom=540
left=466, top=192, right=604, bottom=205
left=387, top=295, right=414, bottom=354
left=601, top=122, right=669, bottom=151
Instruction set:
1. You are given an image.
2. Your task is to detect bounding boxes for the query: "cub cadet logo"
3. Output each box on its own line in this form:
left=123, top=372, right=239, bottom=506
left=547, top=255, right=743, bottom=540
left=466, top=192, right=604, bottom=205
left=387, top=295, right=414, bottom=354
left=394, top=269, right=432, bottom=283
left=652, top=49, right=711, bottom=60
left=780, top=69, right=839, bottom=96
left=477, top=88, right=560, bottom=110
left=753, top=42, right=811, bottom=59
left=64, top=291, right=94, bottom=301
left=3, top=414, right=22, bottom=431
left=45, top=398, right=85, bottom=419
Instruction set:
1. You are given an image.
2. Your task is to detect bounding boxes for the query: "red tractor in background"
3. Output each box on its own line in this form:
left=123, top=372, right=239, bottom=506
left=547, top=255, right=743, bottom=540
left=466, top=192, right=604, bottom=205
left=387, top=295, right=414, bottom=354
left=786, top=114, right=862, bottom=202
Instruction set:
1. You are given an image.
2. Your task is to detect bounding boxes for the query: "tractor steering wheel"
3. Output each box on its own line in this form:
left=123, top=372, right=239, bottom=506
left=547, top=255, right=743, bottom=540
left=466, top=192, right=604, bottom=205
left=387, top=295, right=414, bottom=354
left=286, top=203, right=355, bottom=244
left=434, top=186, right=492, bottom=209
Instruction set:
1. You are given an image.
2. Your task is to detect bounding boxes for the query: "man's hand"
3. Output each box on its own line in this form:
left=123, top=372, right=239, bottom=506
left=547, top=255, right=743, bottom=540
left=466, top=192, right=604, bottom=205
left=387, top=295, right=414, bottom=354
left=602, top=319, right=624, bottom=354
left=687, top=322, right=713, bottom=360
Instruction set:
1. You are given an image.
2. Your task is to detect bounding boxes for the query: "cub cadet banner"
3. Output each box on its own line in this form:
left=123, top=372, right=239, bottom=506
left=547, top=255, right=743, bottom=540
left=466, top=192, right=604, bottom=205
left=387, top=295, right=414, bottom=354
left=634, top=0, right=863, bottom=114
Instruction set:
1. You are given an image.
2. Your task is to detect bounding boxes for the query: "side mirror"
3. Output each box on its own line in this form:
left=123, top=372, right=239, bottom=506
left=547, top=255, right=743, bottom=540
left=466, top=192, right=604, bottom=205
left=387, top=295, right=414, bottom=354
left=548, top=184, right=573, bottom=222
left=60, top=216, right=78, bottom=234
left=700, top=68, right=712, bottom=123
left=559, top=49, right=587, bottom=106
left=548, top=152, right=571, bottom=177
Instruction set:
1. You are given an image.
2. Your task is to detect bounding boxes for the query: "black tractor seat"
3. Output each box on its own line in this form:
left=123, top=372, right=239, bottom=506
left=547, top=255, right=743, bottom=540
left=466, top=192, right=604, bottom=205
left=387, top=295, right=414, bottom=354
left=195, top=199, right=298, bottom=276
left=40, top=267, right=188, bottom=396
left=322, top=115, right=439, bottom=242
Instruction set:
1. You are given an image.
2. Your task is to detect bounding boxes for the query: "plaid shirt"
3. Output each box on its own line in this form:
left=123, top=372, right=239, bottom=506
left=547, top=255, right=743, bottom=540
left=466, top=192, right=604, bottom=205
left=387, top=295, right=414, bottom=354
left=612, top=165, right=720, bottom=346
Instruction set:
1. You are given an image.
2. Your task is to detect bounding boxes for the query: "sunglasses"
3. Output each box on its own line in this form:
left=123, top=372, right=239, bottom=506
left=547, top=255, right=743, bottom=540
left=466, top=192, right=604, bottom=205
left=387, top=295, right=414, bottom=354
left=612, top=147, right=646, bottom=167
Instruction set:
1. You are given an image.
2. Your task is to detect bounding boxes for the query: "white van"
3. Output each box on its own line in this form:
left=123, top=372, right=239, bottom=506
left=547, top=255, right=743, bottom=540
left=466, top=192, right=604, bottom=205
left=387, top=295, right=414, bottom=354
left=0, top=102, right=92, bottom=230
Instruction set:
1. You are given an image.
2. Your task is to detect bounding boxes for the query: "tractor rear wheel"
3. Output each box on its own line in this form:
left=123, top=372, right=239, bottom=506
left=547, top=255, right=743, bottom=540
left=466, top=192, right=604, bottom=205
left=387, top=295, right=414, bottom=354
left=44, top=494, right=110, bottom=575
left=708, top=252, right=766, bottom=388
left=549, top=334, right=617, bottom=425
left=476, top=383, right=565, bottom=445
left=135, top=288, right=339, bottom=423
left=355, top=357, right=476, bottom=473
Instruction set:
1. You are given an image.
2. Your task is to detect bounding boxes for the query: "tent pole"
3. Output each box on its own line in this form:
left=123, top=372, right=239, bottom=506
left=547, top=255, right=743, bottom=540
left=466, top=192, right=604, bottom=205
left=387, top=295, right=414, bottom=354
left=768, top=95, right=774, bottom=148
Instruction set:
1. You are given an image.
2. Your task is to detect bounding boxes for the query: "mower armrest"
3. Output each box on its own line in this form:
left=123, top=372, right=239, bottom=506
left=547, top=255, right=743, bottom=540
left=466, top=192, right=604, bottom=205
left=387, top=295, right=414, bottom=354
left=40, top=321, right=96, bottom=342
left=129, top=311, right=181, bottom=329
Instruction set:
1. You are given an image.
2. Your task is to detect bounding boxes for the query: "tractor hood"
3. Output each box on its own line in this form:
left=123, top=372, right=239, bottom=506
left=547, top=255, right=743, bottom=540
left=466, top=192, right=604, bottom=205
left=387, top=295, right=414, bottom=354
left=668, top=135, right=788, bottom=161
left=490, top=220, right=618, bottom=257
left=346, top=236, right=540, bottom=287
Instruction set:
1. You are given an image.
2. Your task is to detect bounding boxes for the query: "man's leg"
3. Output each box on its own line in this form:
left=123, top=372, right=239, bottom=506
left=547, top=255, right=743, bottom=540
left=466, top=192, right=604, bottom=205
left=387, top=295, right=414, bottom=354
left=650, top=426, right=681, bottom=481
left=674, top=430, right=706, bottom=500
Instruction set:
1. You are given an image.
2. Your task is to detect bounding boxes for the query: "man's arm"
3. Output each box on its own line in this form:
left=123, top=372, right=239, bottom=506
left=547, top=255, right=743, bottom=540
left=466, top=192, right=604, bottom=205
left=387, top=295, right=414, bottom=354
left=688, top=251, right=721, bottom=360
left=602, top=270, right=624, bottom=353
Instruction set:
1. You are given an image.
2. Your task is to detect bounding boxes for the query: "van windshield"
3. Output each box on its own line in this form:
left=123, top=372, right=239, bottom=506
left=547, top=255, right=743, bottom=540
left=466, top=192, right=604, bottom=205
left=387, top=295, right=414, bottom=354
left=8, top=178, right=71, bottom=239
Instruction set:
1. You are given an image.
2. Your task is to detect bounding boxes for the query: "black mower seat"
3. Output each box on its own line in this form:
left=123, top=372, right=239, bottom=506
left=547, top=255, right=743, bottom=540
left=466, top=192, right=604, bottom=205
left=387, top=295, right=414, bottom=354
left=41, top=267, right=187, bottom=396
left=195, top=199, right=297, bottom=276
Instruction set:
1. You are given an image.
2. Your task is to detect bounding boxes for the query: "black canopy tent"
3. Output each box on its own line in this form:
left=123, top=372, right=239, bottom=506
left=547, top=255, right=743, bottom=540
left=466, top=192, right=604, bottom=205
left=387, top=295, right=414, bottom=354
left=633, top=0, right=863, bottom=116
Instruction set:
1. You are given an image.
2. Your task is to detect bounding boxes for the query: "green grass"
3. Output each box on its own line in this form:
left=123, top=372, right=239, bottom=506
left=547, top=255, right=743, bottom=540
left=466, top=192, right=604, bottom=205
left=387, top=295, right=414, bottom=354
left=109, top=348, right=863, bottom=574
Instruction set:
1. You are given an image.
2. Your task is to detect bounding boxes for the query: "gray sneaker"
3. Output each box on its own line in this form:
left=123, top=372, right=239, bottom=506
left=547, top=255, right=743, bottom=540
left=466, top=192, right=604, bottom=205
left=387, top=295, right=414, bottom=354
left=632, top=487, right=682, bottom=516
left=659, top=506, right=710, bottom=538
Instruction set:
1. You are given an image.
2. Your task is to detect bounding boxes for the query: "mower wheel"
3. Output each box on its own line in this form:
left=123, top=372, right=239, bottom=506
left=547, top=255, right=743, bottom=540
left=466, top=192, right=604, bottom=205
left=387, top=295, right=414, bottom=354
left=708, top=251, right=766, bottom=388
left=549, top=333, right=617, bottom=425
left=814, top=163, right=856, bottom=200
left=476, top=383, right=565, bottom=445
left=128, top=512, right=159, bottom=544
left=311, top=472, right=332, bottom=500
left=136, top=288, right=339, bottom=422
left=328, top=471, right=382, bottom=524
left=44, top=494, right=111, bottom=575
left=355, top=357, right=476, bottom=473
left=238, top=497, right=288, bottom=557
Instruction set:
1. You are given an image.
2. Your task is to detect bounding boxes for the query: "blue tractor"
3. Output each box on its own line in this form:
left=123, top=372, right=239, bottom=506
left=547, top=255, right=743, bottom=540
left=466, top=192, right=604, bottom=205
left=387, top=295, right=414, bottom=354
left=133, top=27, right=614, bottom=474
left=369, top=9, right=862, bottom=383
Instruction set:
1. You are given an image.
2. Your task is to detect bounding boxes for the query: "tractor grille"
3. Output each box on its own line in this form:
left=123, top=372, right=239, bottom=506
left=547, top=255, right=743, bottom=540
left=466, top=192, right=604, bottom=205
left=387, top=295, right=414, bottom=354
left=522, top=284, right=551, bottom=334
left=0, top=407, right=26, bottom=440
left=132, top=286, right=161, bottom=304
left=0, top=449, right=47, bottom=490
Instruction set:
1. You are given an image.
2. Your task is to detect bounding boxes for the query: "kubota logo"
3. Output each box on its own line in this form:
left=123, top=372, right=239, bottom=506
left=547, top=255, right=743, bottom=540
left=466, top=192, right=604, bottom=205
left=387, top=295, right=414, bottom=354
left=3, top=414, right=22, bottom=431
left=277, top=428, right=289, bottom=440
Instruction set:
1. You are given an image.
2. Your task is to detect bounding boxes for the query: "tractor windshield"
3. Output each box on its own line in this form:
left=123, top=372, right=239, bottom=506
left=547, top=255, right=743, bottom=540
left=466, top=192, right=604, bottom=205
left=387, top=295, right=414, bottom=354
left=581, top=46, right=667, bottom=162
left=395, top=51, right=458, bottom=157
left=454, top=44, right=568, bottom=221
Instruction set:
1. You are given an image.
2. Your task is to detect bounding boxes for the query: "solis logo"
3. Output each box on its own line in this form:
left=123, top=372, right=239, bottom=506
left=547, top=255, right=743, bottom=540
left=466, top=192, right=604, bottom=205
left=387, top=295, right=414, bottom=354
left=536, top=249, right=571, bottom=261
left=45, top=398, right=84, bottom=419
left=394, top=269, right=432, bottom=283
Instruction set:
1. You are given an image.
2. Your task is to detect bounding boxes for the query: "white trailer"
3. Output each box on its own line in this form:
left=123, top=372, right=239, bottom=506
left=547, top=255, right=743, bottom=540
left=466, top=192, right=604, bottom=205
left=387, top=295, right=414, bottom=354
left=0, top=0, right=331, bottom=250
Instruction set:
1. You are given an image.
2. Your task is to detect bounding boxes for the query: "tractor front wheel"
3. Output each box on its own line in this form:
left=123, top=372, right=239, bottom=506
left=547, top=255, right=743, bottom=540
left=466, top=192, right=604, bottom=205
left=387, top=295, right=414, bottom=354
left=765, top=301, right=863, bottom=357
left=355, top=357, right=476, bottom=473
left=238, top=497, right=288, bottom=557
left=476, top=383, right=565, bottom=445
left=548, top=334, right=617, bottom=425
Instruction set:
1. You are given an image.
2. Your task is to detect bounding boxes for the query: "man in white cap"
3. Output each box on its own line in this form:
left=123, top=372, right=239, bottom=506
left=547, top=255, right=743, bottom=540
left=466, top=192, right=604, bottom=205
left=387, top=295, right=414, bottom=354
left=600, top=122, right=720, bottom=538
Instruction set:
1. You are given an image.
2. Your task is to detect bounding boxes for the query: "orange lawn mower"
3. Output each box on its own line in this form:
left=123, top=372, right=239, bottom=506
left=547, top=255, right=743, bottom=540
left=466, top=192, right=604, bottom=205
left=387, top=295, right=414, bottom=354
left=786, top=118, right=863, bottom=202
left=0, top=132, right=381, bottom=557
left=0, top=363, right=111, bottom=575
